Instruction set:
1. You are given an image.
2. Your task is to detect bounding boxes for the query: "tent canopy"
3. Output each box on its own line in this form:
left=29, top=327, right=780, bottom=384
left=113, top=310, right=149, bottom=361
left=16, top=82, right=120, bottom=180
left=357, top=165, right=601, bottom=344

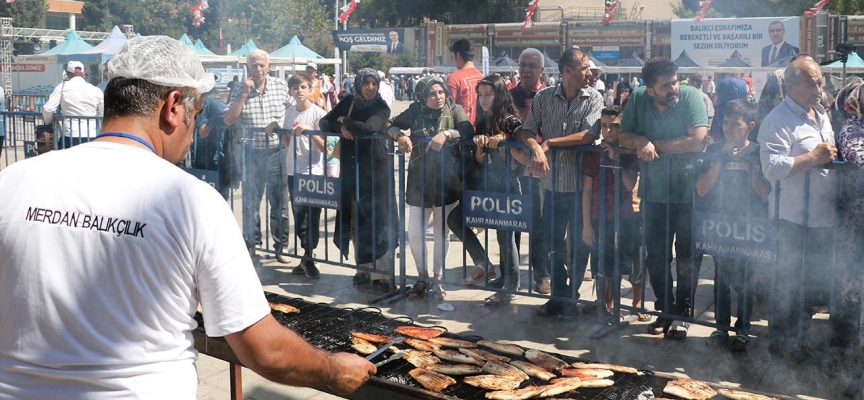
left=59, top=26, right=127, bottom=64
left=491, top=53, right=518, bottom=73
left=825, top=52, right=864, bottom=68
left=193, top=39, right=217, bottom=56
left=230, top=39, right=259, bottom=57
left=616, top=51, right=645, bottom=67
left=178, top=33, right=194, bottom=47
left=719, top=50, right=752, bottom=68
left=44, top=30, right=94, bottom=55
left=270, top=36, right=323, bottom=59
left=543, top=51, right=559, bottom=74
left=674, top=50, right=701, bottom=68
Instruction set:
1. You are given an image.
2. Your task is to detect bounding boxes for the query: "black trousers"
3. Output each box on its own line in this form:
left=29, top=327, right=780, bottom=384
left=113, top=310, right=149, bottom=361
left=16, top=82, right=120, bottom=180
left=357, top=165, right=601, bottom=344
left=643, top=201, right=699, bottom=316
left=286, top=175, right=322, bottom=258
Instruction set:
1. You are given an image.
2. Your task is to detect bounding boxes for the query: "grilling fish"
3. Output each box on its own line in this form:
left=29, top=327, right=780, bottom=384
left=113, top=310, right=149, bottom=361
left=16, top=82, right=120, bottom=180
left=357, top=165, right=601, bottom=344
left=718, top=388, right=779, bottom=400
left=524, top=349, right=569, bottom=371
left=462, top=375, right=522, bottom=391
left=394, top=325, right=446, bottom=340
left=571, top=361, right=641, bottom=375
left=578, top=378, right=615, bottom=388
left=484, top=385, right=544, bottom=400
left=268, top=302, right=299, bottom=314
left=537, top=377, right=583, bottom=397
left=350, top=337, right=377, bottom=355
left=459, top=348, right=511, bottom=363
left=408, top=368, right=456, bottom=393
left=477, top=340, right=524, bottom=357
left=351, top=331, right=394, bottom=344
left=425, top=363, right=484, bottom=376
left=510, top=361, right=555, bottom=381
left=663, top=378, right=718, bottom=400
left=428, top=336, right=478, bottom=348
left=402, top=350, right=441, bottom=368
left=433, top=349, right=485, bottom=366
left=482, top=360, right=529, bottom=382
left=559, top=368, right=615, bottom=379
left=404, top=338, right=442, bottom=352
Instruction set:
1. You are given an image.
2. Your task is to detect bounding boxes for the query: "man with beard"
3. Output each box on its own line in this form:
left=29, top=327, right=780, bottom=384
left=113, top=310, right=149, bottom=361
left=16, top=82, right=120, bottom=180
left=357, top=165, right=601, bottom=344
left=618, top=57, right=709, bottom=339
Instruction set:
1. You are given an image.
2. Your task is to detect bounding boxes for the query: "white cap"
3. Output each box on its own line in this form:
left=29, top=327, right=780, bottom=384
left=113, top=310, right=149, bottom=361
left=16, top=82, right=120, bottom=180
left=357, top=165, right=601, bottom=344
left=589, top=60, right=603, bottom=72
left=306, top=62, right=318, bottom=71
left=66, top=61, right=84, bottom=73
left=106, top=36, right=215, bottom=94
left=378, top=70, right=385, bottom=78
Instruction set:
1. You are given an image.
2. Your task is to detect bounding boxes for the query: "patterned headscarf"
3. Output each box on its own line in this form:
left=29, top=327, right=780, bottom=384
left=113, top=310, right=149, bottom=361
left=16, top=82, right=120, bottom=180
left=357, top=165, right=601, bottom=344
left=412, top=75, right=455, bottom=135
left=836, top=81, right=864, bottom=167
left=352, top=68, right=382, bottom=109
left=757, top=69, right=785, bottom=124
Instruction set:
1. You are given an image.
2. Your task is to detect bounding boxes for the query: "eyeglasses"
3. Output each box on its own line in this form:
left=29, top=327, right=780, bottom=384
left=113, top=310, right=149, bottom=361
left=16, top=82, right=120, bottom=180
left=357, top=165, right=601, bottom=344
left=519, top=64, right=541, bottom=70
left=769, top=28, right=784, bottom=33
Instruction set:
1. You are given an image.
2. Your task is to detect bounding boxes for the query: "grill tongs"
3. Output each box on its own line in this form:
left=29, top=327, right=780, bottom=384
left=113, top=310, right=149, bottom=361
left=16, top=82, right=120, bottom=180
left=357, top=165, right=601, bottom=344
left=365, top=336, right=405, bottom=361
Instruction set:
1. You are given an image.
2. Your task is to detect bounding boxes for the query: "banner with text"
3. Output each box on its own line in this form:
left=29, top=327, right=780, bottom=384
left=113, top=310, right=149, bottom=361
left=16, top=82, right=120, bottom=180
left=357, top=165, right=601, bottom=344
left=293, top=175, right=341, bottom=209
left=332, top=29, right=406, bottom=53
left=672, top=17, right=800, bottom=68
left=692, top=211, right=777, bottom=263
left=462, top=190, right=532, bottom=232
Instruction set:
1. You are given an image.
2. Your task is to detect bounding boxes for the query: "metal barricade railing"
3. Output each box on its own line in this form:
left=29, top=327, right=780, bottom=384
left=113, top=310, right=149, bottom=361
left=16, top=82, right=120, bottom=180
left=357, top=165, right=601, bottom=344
left=51, top=115, right=102, bottom=150
left=8, top=94, right=48, bottom=112
left=0, top=111, right=46, bottom=167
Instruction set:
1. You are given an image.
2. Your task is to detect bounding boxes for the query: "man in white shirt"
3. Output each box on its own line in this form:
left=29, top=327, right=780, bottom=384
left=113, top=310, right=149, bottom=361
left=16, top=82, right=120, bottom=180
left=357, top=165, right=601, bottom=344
left=282, top=73, right=327, bottom=279
left=0, top=36, right=374, bottom=400
left=378, top=70, right=395, bottom=106
left=42, top=60, right=104, bottom=149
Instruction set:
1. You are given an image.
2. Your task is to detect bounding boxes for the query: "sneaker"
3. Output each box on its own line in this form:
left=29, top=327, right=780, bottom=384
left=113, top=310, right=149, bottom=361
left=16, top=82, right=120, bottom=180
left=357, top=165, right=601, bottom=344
left=291, top=265, right=306, bottom=275
left=535, top=277, right=551, bottom=295
left=303, top=260, right=320, bottom=279
left=707, top=330, right=729, bottom=347
left=275, top=253, right=290, bottom=264
left=728, top=334, right=750, bottom=352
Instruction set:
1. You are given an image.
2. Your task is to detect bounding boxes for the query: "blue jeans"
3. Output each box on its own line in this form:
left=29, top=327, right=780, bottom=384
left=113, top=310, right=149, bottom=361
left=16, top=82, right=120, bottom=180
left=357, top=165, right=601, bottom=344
left=241, top=147, right=288, bottom=250
left=541, top=190, right=590, bottom=302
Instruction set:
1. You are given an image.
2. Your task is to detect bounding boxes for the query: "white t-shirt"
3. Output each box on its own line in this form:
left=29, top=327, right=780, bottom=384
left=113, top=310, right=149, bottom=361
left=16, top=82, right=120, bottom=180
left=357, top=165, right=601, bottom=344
left=283, top=104, right=327, bottom=176
left=0, top=142, right=270, bottom=400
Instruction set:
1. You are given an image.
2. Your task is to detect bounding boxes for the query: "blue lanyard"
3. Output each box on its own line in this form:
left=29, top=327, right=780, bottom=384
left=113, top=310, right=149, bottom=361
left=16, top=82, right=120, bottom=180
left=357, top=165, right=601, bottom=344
left=95, top=132, right=157, bottom=155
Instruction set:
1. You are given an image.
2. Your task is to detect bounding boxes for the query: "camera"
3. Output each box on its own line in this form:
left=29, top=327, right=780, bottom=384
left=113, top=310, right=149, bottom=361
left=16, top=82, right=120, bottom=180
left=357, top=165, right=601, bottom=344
left=836, top=43, right=857, bottom=55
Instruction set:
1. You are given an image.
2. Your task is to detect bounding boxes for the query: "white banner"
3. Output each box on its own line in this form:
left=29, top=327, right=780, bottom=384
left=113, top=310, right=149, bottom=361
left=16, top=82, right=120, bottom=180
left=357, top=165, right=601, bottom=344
left=672, top=17, right=800, bottom=68
left=481, top=46, right=490, bottom=76
left=334, top=47, right=341, bottom=92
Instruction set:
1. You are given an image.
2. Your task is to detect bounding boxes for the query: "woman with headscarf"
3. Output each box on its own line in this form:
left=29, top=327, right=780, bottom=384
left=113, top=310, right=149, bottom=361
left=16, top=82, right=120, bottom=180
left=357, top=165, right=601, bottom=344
left=709, top=77, right=750, bottom=142
left=757, top=69, right=785, bottom=124
left=320, top=68, right=398, bottom=291
left=386, top=75, right=473, bottom=300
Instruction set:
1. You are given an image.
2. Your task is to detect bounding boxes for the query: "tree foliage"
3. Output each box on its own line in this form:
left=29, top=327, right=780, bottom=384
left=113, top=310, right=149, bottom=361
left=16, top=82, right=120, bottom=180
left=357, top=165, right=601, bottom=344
left=0, top=0, right=49, bottom=28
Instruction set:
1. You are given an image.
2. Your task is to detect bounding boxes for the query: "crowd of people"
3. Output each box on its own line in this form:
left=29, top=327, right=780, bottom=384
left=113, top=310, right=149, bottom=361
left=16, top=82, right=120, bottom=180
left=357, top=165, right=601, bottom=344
left=3, top=31, right=864, bottom=398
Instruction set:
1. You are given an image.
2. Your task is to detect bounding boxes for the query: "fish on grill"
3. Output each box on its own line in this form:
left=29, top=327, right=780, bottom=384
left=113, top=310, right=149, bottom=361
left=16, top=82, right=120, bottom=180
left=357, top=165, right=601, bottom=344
left=402, top=350, right=441, bottom=368
left=510, top=361, right=555, bottom=381
left=394, top=325, right=446, bottom=340
left=408, top=368, right=456, bottom=393
left=537, top=377, right=583, bottom=397
left=578, top=378, right=615, bottom=388
left=433, top=349, right=485, bottom=366
left=351, top=331, right=393, bottom=344
left=428, top=336, right=478, bottom=348
left=268, top=302, right=299, bottom=314
left=559, top=368, right=615, bottom=379
left=404, top=338, right=442, bottom=352
left=482, top=360, right=529, bottom=382
left=524, top=349, right=569, bottom=371
left=462, top=375, right=522, bottom=391
left=477, top=340, right=524, bottom=357
left=484, top=385, right=544, bottom=400
left=425, top=363, right=483, bottom=376
left=460, top=348, right=511, bottom=363
left=350, top=337, right=377, bottom=355
left=663, top=378, right=718, bottom=400
left=718, top=388, right=779, bottom=400
left=571, top=361, right=641, bottom=375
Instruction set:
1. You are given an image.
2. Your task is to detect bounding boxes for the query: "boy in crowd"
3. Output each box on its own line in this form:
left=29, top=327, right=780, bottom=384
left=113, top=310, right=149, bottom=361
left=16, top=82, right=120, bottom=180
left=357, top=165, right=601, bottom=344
left=581, top=105, right=646, bottom=321
left=695, top=99, right=770, bottom=351
left=282, top=73, right=328, bottom=278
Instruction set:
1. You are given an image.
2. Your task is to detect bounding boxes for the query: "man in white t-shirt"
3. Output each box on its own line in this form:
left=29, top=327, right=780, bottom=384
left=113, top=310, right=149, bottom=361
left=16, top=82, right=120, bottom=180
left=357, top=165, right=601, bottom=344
left=282, top=73, right=327, bottom=279
left=42, top=61, right=105, bottom=149
left=0, top=36, right=374, bottom=400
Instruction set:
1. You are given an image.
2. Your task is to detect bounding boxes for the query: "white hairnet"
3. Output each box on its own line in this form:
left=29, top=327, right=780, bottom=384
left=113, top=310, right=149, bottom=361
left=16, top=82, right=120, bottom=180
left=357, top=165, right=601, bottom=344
left=106, top=36, right=215, bottom=94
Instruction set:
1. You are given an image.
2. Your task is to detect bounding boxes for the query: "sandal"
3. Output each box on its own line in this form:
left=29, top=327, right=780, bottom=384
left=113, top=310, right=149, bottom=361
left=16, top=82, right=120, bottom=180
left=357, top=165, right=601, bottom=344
left=407, top=281, right=428, bottom=300
left=647, top=318, right=671, bottom=335
left=636, top=313, right=652, bottom=322
left=484, top=292, right=513, bottom=306
left=352, top=272, right=371, bottom=286
left=707, top=330, right=729, bottom=347
left=372, top=279, right=394, bottom=292
left=461, top=265, right=496, bottom=285
left=536, top=301, right=562, bottom=317
left=729, top=334, right=750, bottom=352
left=665, top=320, right=689, bottom=340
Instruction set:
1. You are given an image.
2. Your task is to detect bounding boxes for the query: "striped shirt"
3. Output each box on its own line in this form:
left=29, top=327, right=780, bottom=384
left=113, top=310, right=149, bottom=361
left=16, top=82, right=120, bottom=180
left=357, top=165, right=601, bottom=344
left=227, top=76, right=295, bottom=150
left=522, top=84, right=603, bottom=192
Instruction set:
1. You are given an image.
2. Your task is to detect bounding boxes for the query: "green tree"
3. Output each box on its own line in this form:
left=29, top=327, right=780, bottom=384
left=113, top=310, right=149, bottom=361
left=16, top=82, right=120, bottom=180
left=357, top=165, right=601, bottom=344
left=0, top=0, right=49, bottom=28
left=80, top=0, right=114, bottom=32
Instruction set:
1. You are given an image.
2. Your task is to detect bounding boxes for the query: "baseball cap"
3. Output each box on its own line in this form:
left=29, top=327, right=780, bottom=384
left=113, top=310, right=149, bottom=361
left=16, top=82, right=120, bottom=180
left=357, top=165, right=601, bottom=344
left=306, top=62, right=318, bottom=71
left=589, top=60, right=603, bottom=72
left=66, top=61, right=85, bottom=73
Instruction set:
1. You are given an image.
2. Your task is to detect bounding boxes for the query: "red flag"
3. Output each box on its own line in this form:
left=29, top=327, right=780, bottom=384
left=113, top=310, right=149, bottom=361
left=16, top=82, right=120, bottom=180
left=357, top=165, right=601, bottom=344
left=804, top=0, right=830, bottom=16
left=521, top=0, right=539, bottom=30
left=694, top=0, right=714, bottom=23
left=219, top=27, right=224, bottom=48
left=601, top=0, right=620, bottom=26
left=338, top=0, right=360, bottom=24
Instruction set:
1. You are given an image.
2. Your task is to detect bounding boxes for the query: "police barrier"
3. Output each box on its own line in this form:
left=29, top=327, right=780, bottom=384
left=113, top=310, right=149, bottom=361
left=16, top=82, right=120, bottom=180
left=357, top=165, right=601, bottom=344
left=51, top=115, right=103, bottom=150
left=0, top=111, right=47, bottom=167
